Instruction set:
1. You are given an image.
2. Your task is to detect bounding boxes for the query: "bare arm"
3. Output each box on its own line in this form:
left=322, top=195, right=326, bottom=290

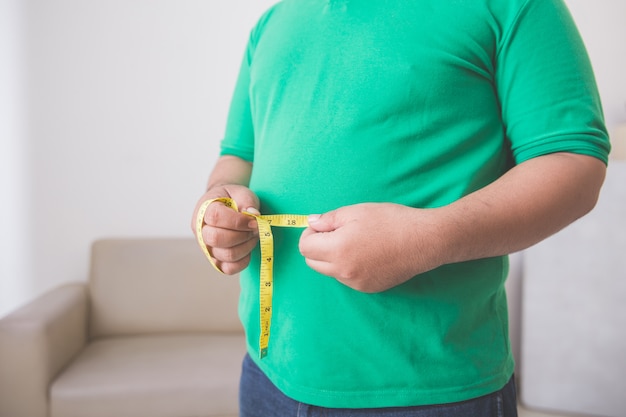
left=300, top=152, right=606, bottom=292
left=439, top=152, right=606, bottom=263
left=204, top=155, right=253, bottom=191
left=191, top=155, right=260, bottom=274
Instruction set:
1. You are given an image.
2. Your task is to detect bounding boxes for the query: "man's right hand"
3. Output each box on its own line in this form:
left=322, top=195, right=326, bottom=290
left=192, top=184, right=260, bottom=275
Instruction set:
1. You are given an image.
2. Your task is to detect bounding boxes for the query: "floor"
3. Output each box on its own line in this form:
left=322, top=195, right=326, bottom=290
left=517, top=404, right=577, bottom=417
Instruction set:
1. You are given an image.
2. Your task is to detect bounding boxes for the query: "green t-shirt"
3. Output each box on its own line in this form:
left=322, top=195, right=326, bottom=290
left=220, top=0, right=610, bottom=408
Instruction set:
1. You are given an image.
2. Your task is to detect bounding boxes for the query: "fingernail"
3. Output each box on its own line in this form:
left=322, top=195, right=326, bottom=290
left=245, top=207, right=260, bottom=215
left=308, top=214, right=321, bottom=223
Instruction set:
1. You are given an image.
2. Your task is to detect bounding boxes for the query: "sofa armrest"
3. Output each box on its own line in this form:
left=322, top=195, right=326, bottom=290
left=0, top=283, right=88, bottom=417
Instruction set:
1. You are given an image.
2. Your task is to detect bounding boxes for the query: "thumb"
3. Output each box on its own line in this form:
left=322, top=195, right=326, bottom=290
left=307, top=210, right=340, bottom=233
left=226, top=187, right=260, bottom=214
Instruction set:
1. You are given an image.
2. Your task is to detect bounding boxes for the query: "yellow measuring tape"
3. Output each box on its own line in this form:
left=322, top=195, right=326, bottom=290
left=195, top=197, right=308, bottom=358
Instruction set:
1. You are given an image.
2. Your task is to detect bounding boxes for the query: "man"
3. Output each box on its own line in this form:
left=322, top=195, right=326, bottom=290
left=193, top=0, right=610, bottom=415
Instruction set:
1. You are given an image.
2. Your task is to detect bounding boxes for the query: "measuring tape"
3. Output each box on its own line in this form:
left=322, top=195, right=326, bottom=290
left=195, top=197, right=308, bottom=358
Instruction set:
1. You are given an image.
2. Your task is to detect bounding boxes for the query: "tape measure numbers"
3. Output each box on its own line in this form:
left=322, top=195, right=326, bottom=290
left=195, top=197, right=308, bottom=358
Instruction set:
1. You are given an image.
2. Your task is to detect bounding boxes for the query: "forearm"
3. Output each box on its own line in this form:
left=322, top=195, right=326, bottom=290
left=206, top=155, right=253, bottom=191
left=435, top=152, right=606, bottom=264
left=293, top=152, right=606, bottom=292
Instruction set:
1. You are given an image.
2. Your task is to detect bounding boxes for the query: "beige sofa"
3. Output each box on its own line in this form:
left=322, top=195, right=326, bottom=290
left=0, top=238, right=582, bottom=417
left=0, top=238, right=245, bottom=417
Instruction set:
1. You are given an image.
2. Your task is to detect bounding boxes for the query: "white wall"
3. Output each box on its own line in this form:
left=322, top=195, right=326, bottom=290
left=1, top=0, right=625, bottom=317
left=1, top=0, right=275, bottom=316
left=566, top=0, right=626, bottom=131
left=1, top=0, right=30, bottom=317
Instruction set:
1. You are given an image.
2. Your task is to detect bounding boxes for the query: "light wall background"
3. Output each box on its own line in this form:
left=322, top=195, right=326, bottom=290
left=1, top=0, right=625, bottom=317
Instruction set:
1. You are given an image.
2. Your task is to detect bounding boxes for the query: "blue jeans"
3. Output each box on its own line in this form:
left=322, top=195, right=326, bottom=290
left=239, top=354, right=518, bottom=417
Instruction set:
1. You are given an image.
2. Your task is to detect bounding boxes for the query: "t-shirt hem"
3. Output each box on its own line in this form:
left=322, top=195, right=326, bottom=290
left=252, top=352, right=515, bottom=409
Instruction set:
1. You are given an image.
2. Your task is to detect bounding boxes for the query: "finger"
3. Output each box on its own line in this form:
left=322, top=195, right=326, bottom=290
left=202, top=224, right=257, bottom=249
left=299, top=227, right=338, bottom=262
left=215, top=255, right=253, bottom=276
left=210, top=235, right=259, bottom=263
left=204, top=201, right=256, bottom=232
left=304, top=257, right=336, bottom=279
left=244, top=207, right=261, bottom=216
left=307, top=210, right=342, bottom=233
left=225, top=187, right=260, bottom=214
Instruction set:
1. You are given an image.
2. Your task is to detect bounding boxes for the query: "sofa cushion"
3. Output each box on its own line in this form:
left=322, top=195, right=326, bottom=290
left=89, top=238, right=242, bottom=337
left=50, top=334, right=246, bottom=417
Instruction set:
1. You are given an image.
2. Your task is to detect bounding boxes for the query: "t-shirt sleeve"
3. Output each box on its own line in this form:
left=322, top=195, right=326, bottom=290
left=219, top=46, right=255, bottom=162
left=495, top=0, right=611, bottom=165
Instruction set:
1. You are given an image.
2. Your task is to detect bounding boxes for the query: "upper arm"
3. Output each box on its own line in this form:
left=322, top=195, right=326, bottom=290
left=495, top=0, right=610, bottom=165
left=207, top=155, right=253, bottom=190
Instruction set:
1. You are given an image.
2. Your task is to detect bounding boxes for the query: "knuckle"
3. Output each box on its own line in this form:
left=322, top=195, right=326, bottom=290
left=221, top=249, right=241, bottom=263
left=298, top=239, right=309, bottom=257
left=220, top=257, right=250, bottom=276
left=202, top=226, right=221, bottom=247
left=220, top=264, right=235, bottom=275
left=210, top=247, right=229, bottom=262
left=339, top=268, right=357, bottom=284
left=203, top=205, right=221, bottom=226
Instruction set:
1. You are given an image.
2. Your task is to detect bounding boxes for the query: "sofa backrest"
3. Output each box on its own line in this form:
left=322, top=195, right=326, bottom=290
left=89, top=238, right=243, bottom=338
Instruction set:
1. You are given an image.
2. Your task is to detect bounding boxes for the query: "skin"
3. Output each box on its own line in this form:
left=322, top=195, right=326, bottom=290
left=192, top=152, right=606, bottom=293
